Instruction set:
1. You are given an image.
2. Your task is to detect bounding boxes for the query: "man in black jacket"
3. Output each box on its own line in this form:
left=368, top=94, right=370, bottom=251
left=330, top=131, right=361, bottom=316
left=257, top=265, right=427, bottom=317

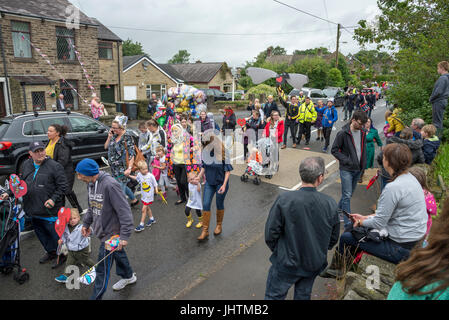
left=331, top=110, right=367, bottom=230
left=265, top=157, right=340, bottom=300
left=263, top=95, right=280, bottom=118
left=277, top=87, right=299, bottom=148
left=147, top=93, right=158, bottom=116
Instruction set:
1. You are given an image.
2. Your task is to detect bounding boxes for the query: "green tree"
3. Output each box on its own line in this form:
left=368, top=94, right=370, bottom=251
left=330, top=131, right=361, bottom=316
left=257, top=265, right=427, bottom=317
left=287, top=57, right=329, bottom=89
left=168, top=50, right=191, bottom=64
left=328, top=68, right=345, bottom=88
left=293, top=47, right=330, bottom=55
left=122, top=38, right=144, bottom=56
left=329, top=53, right=350, bottom=84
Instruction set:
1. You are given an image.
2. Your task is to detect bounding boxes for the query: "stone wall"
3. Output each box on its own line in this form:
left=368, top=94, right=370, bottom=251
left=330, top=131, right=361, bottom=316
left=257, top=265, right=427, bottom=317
left=208, top=67, right=233, bottom=92
left=98, top=41, right=123, bottom=101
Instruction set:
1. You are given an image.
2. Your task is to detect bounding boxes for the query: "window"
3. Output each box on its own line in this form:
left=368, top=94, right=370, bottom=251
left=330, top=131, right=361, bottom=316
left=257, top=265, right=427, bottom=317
left=56, top=27, right=75, bottom=61
left=41, top=117, right=65, bottom=132
left=100, top=85, right=115, bottom=103
left=69, top=117, right=100, bottom=133
left=223, top=84, right=232, bottom=93
left=60, top=80, right=79, bottom=110
left=11, top=21, right=32, bottom=58
left=31, top=92, right=46, bottom=111
left=146, top=84, right=166, bottom=99
left=124, top=86, right=137, bottom=101
left=23, top=120, right=44, bottom=136
left=98, top=41, right=113, bottom=59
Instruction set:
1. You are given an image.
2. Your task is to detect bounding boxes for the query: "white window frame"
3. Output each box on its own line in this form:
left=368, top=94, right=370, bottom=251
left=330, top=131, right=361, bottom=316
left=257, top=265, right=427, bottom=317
left=146, top=84, right=166, bottom=99
left=124, top=86, right=137, bottom=101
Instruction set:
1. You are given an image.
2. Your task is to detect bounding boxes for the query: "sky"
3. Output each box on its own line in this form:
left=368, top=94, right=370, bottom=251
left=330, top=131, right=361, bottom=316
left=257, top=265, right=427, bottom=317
left=69, top=0, right=381, bottom=68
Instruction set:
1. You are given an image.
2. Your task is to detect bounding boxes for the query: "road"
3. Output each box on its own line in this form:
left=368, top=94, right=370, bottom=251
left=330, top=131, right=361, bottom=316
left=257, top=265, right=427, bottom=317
left=0, top=100, right=388, bottom=300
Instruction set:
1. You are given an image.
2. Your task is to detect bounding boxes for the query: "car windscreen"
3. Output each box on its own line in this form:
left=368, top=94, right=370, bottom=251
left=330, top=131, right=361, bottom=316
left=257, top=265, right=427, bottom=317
left=323, top=89, right=338, bottom=97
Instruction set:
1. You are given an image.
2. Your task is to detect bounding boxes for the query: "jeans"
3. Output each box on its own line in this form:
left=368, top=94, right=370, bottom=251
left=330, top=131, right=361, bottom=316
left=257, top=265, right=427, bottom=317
left=323, top=127, right=333, bottom=149
left=265, top=265, right=318, bottom=300
left=344, top=104, right=353, bottom=120
left=32, top=217, right=59, bottom=254
left=119, top=181, right=136, bottom=201
left=90, top=242, right=134, bottom=300
left=283, top=119, right=298, bottom=145
left=202, top=182, right=229, bottom=211
left=338, top=170, right=361, bottom=229
left=337, top=232, right=413, bottom=264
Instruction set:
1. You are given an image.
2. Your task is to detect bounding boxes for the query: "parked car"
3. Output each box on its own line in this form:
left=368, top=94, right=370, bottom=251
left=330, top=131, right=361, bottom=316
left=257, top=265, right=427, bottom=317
left=199, top=88, right=227, bottom=101
left=362, top=87, right=379, bottom=100
left=224, top=90, right=245, bottom=100
left=323, top=87, right=345, bottom=107
left=288, top=87, right=330, bottom=105
left=0, top=111, right=138, bottom=175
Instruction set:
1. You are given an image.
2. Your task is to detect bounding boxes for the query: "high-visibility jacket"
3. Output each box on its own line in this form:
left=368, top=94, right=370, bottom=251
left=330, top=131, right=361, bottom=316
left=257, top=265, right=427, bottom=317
left=297, top=95, right=306, bottom=104
left=295, top=101, right=317, bottom=123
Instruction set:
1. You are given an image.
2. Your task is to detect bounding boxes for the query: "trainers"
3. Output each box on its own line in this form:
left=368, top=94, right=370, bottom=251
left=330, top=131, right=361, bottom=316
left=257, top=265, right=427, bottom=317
left=55, top=274, right=68, bottom=283
left=322, top=147, right=328, bottom=153
left=112, top=272, right=137, bottom=291
left=135, top=224, right=145, bottom=232
left=146, top=218, right=156, bottom=227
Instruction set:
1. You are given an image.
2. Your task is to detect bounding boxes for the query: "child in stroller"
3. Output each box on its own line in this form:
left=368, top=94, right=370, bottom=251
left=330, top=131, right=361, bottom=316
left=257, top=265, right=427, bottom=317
left=241, top=148, right=264, bottom=185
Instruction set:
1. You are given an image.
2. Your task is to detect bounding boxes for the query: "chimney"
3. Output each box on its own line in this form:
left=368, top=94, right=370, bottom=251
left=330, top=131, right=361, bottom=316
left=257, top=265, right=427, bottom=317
left=267, top=47, right=272, bottom=57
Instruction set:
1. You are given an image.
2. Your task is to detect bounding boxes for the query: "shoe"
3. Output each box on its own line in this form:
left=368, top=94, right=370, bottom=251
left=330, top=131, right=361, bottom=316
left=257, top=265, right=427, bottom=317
left=321, top=137, right=324, bottom=141
left=130, top=200, right=139, bottom=207
left=316, top=137, right=320, bottom=141
left=305, top=141, right=310, bottom=145
left=319, top=268, right=345, bottom=279
left=175, top=199, right=186, bottom=205
left=322, top=147, right=327, bottom=153
left=186, top=215, right=194, bottom=228
left=135, top=224, right=145, bottom=232
left=146, top=218, right=156, bottom=227
left=281, top=144, right=286, bottom=149
left=198, top=211, right=211, bottom=241
left=292, top=143, right=297, bottom=148
left=39, top=252, right=57, bottom=264
left=214, top=209, right=224, bottom=236
left=195, top=216, right=203, bottom=229
left=55, top=274, right=68, bottom=283
left=51, top=254, right=67, bottom=269
left=112, top=273, right=137, bottom=291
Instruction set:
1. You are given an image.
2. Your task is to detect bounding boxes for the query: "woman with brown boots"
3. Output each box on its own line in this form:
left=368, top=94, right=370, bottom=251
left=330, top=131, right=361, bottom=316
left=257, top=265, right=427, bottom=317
left=197, top=136, right=233, bottom=240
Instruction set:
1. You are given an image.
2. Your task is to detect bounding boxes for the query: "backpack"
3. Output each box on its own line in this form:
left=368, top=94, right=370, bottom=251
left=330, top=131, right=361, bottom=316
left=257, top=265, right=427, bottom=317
left=383, top=123, right=394, bottom=138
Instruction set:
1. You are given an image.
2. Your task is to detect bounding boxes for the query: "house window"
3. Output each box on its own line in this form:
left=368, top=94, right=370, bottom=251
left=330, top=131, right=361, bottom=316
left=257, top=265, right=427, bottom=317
left=31, top=91, right=46, bottom=111
left=146, top=84, right=166, bottom=99
left=60, top=80, right=79, bottom=110
left=223, top=84, right=232, bottom=93
left=98, top=41, right=113, bottom=59
left=11, top=21, right=32, bottom=58
left=56, top=27, right=75, bottom=61
left=100, top=85, right=115, bottom=103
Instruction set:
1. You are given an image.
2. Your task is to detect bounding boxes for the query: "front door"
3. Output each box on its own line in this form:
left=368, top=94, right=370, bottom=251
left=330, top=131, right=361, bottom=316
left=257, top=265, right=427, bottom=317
left=0, top=84, right=6, bottom=117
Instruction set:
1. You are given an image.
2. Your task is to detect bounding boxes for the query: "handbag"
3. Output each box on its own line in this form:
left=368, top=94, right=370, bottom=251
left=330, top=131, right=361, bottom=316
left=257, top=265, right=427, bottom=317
left=124, top=141, right=145, bottom=172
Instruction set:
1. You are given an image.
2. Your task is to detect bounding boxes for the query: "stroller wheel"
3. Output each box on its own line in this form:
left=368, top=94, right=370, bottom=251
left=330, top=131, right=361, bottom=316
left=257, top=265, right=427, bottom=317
left=14, top=269, right=29, bottom=285
left=253, top=177, right=261, bottom=185
left=240, top=174, right=245, bottom=182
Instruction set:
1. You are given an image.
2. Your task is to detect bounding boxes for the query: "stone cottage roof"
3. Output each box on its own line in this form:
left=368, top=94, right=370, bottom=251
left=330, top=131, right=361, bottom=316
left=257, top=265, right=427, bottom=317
left=161, top=63, right=224, bottom=83
left=90, top=18, right=122, bottom=42
left=0, top=0, right=97, bottom=26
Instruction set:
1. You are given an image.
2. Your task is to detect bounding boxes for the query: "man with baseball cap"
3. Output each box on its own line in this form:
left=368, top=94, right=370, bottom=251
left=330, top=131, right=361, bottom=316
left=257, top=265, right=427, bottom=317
left=76, top=158, right=136, bottom=300
left=1, top=141, right=68, bottom=268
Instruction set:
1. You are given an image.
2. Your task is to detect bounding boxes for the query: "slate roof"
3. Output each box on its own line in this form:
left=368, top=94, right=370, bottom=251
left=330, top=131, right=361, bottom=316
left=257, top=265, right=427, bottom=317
left=123, top=54, right=185, bottom=83
left=90, top=18, right=122, bottom=42
left=0, top=0, right=97, bottom=26
left=161, top=63, right=224, bottom=83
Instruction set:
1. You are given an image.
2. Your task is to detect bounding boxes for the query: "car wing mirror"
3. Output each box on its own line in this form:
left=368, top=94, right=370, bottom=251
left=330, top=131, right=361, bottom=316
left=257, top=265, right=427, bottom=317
left=97, top=127, right=106, bottom=133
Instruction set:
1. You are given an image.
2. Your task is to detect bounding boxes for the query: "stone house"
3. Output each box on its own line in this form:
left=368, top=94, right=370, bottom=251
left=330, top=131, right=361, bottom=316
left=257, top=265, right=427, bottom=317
left=0, top=0, right=122, bottom=115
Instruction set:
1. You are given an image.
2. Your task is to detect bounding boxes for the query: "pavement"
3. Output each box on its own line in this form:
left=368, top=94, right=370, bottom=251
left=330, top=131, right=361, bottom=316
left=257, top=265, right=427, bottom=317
left=0, top=100, right=388, bottom=300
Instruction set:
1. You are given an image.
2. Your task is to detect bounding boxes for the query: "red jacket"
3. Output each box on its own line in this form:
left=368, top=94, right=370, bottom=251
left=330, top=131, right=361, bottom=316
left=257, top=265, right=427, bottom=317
left=264, top=120, right=284, bottom=143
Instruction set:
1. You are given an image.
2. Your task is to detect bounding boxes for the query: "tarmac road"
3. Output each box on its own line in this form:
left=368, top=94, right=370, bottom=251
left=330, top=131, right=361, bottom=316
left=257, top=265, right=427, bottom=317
left=0, top=100, right=387, bottom=300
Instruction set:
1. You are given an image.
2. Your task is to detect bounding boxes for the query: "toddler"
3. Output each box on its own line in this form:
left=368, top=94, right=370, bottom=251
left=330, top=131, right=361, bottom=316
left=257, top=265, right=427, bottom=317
left=185, top=171, right=203, bottom=229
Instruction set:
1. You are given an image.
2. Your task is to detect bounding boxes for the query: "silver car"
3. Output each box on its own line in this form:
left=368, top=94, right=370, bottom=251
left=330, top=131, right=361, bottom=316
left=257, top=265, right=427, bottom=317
left=288, top=87, right=329, bottom=105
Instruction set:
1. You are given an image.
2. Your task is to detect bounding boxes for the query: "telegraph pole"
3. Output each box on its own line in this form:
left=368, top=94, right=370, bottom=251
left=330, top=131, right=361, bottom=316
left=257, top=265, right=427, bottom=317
left=336, top=23, right=341, bottom=68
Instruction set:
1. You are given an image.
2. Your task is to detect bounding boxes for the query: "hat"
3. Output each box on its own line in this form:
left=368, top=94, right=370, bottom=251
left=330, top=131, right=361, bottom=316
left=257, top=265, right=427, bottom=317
left=75, top=159, right=99, bottom=176
left=29, top=141, right=45, bottom=152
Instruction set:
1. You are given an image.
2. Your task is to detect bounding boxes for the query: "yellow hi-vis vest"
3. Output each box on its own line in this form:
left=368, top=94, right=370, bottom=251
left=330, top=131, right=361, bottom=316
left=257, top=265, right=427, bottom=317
left=297, top=95, right=306, bottom=104
left=296, top=101, right=317, bottom=123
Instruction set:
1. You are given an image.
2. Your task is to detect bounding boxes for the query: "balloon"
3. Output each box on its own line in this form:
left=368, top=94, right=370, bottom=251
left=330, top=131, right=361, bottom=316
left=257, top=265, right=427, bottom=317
left=157, top=116, right=166, bottom=127
left=180, top=99, right=189, bottom=108
left=194, top=90, right=205, bottom=104
left=161, top=94, right=168, bottom=105
left=175, top=107, right=184, bottom=113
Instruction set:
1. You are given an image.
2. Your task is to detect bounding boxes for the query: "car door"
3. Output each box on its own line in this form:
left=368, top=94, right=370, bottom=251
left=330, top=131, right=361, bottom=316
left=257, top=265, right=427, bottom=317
left=67, top=116, right=108, bottom=160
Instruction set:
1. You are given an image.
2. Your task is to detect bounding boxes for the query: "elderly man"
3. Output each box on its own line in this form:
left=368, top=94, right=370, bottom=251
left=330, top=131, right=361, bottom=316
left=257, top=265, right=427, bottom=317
left=264, top=157, right=340, bottom=300
left=56, top=94, right=66, bottom=111
left=263, top=95, right=280, bottom=118
left=395, top=118, right=424, bottom=140
left=1, top=141, right=67, bottom=268
left=147, top=93, right=158, bottom=116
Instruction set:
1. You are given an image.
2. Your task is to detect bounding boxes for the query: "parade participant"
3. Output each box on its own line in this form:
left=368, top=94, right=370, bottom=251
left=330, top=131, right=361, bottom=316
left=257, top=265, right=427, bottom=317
left=421, top=124, right=441, bottom=165
left=321, top=100, right=338, bottom=153
left=1, top=141, right=67, bottom=268
left=254, top=102, right=265, bottom=122
left=263, top=95, right=281, bottom=118
left=180, top=113, right=193, bottom=135
left=297, top=91, right=306, bottom=104
left=365, top=118, right=383, bottom=170
left=104, top=117, right=139, bottom=207
left=141, top=119, right=165, bottom=165
left=147, top=93, right=158, bottom=117
left=45, top=124, right=82, bottom=213
left=430, top=61, right=449, bottom=137
left=323, top=144, right=427, bottom=279
left=277, top=87, right=299, bottom=149
left=154, top=146, right=172, bottom=199
left=386, top=108, right=406, bottom=136
left=221, top=106, right=236, bottom=150
left=185, top=171, right=203, bottom=229
left=55, top=208, right=95, bottom=284
left=331, top=110, right=367, bottom=230
left=197, top=136, right=233, bottom=241
left=296, top=97, right=317, bottom=146
left=126, top=161, right=159, bottom=232
left=265, top=157, right=340, bottom=300
left=263, top=110, right=284, bottom=178
left=388, top=197, right=449, bottom=300
left=243, top=109, right=265, bottom=160
left=314, top=100, right=325, bottom=141
left=77, top=159, right=136, bottom=299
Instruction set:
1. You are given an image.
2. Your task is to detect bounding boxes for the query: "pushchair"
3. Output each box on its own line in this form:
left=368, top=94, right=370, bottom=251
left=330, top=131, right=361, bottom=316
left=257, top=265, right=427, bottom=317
left=240, top=138, right=272, bottom=184
left=241, top=153, right=263, bottom=185
left=0, top=186, right=29, bottom=284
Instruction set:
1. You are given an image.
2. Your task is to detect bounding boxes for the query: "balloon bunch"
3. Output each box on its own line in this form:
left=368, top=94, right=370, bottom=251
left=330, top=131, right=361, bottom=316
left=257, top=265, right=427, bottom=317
left=165, top=85, right=207, bottom=119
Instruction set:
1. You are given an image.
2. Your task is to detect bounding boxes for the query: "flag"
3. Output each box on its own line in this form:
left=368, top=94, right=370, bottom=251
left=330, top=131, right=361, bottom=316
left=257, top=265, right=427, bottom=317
left=79, top=267, right=96, bottom=285
left=55, top=207, right=71, bottom=238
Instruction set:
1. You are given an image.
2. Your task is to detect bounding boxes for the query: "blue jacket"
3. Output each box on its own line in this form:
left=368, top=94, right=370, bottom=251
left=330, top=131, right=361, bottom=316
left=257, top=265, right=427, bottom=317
left=317, top=105, right=338, bottom=128
left=423, top=136, right=441, bottom=164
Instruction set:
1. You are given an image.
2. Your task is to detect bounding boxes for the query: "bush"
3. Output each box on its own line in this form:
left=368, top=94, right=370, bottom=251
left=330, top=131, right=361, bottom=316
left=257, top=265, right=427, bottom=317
left=432, top=143, right=449, bottom=188
left=214, top=100, right=250, bottom=109
left=246, top=84, right=277, bottom=97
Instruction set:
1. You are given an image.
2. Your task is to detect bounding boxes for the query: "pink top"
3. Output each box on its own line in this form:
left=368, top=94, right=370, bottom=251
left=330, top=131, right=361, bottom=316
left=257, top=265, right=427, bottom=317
left=424, top=190, right=437, bottom=236
left=90, top=98, right=102, bottom=119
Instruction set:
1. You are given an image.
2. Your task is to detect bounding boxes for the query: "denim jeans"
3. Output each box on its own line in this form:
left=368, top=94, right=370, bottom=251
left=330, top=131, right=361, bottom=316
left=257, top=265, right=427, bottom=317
left=337, top=232, right=412, bottom=264
left=119, top=181, right=136, bottom=201
left=31, top=217, right=59, bottom=254
left=202, top=182, right=229, bottom=211
left=90, top=242, right=134, bottom=300
left=265, top=265, right=318, bottom=300
left=338, top=170, right=361, bottom=229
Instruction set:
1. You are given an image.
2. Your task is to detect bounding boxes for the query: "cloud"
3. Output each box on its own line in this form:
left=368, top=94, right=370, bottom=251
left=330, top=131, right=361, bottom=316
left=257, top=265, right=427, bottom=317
left=70, top=0, right=380, bottom=67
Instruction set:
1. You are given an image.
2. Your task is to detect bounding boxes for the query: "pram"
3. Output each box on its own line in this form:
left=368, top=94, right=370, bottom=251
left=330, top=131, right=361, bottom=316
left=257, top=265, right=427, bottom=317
left=0, top=181, right=29, bottom=284
left=240, top=138, right=273, bottom=184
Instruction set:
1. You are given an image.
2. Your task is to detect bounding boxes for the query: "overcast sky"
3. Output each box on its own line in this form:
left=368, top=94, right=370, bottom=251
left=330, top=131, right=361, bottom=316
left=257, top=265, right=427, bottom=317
left=69, top=0, right=381, bottom=68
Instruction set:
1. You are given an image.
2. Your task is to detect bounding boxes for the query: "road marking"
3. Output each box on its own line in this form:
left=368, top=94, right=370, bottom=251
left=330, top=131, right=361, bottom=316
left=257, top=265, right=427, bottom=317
left=278, top=160, right=337, bottom=191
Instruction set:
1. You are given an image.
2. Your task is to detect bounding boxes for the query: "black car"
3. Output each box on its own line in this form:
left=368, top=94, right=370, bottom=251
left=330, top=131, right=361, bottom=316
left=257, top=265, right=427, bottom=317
left=0, top=111, right=138, bottom=175
left=199, top=88, right=227, bottom=101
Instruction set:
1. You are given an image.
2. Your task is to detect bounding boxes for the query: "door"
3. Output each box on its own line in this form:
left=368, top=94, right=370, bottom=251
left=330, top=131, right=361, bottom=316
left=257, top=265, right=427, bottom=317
left=208, top=86, right=220, bottom=90
left=100, top=85, right=115, bottom=104
left=67, top=116, right=108, bottom=159
left=0, top=85, right=6, bottom=117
